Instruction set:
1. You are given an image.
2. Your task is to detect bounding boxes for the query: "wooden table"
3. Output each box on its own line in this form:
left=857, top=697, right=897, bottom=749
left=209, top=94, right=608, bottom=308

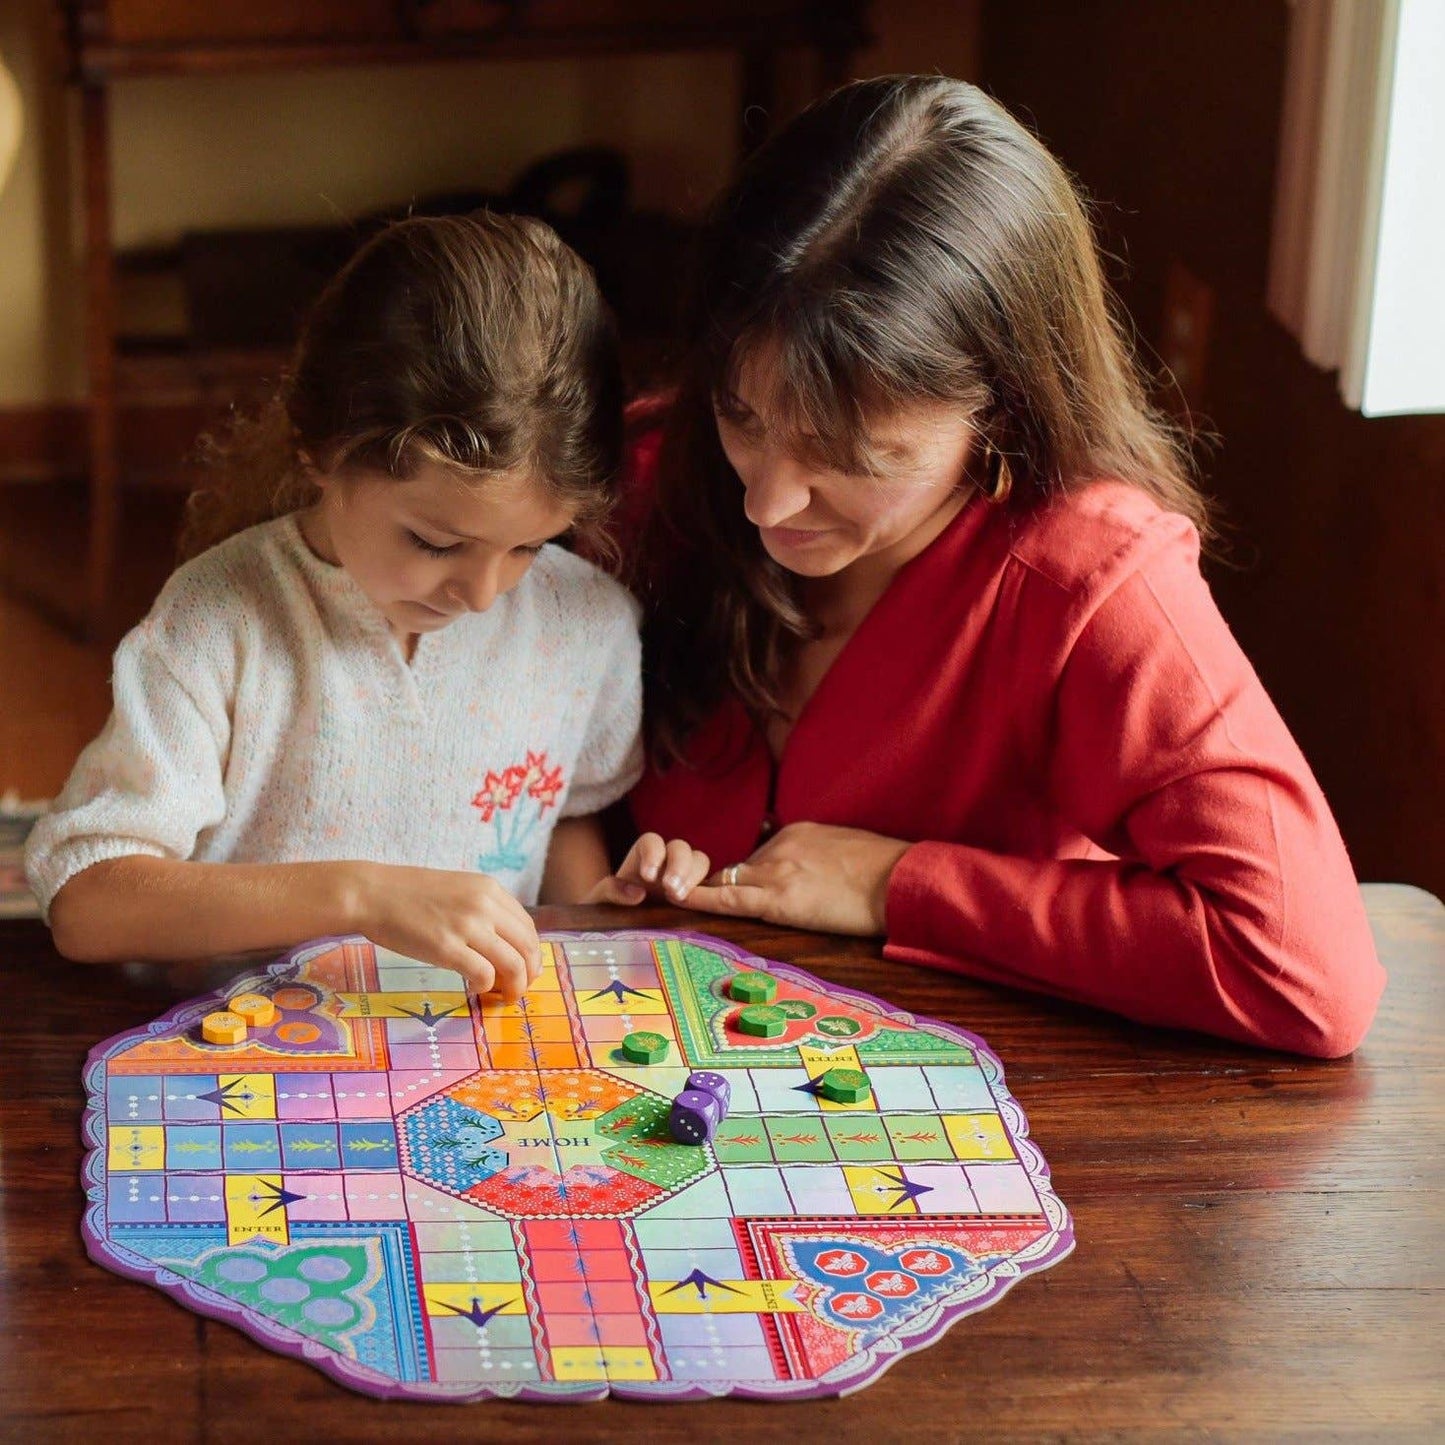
left=2, top=884, right=1442, bottom=1441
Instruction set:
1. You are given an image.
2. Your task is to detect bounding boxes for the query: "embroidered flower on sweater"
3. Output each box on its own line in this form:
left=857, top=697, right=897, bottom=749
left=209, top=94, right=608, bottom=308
left=471, top=766, right=526, bottom=824
left=473, top=750, right=566, bottom=873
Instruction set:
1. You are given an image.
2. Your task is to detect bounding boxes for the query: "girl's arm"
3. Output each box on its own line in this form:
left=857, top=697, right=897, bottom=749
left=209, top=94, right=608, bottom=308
left=47, top=855, right=540, bottom=998
left=29, top=567, right=550, bottom=994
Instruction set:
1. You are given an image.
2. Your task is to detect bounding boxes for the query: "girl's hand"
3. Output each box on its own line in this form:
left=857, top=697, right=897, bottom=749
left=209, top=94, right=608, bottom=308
left=684, top=822, right=912, bottom=936
left=582, top=833, right=712, bottom=907
left=348, top=862, right=541, bottom=1000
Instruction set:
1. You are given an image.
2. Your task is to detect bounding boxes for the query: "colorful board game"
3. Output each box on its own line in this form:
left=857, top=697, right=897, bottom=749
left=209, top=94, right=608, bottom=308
left=82, top=930, right=1074, bottom=1401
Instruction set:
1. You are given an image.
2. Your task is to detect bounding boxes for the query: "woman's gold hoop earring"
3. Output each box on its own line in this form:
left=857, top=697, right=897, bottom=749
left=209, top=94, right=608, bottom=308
left=983, top=443, right=1014, bottom=504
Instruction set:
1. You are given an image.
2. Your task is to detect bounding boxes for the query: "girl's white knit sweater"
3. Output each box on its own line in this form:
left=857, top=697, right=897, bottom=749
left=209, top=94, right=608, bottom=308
left=26, top=514, right=642, bottom=915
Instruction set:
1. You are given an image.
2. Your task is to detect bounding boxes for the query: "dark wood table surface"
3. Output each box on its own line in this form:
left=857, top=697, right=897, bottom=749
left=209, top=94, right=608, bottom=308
left=2, top=885, right=1442, bottom=1442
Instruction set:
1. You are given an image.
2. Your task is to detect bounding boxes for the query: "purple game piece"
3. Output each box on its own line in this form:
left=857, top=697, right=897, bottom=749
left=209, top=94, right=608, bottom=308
left=669, top=1088, right=722, bottom=1145
left=685, top=1070, right=732, bottom=1118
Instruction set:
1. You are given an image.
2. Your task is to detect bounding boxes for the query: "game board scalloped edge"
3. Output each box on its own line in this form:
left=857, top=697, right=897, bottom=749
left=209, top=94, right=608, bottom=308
left=80, top=929, right=1075, bottom=1404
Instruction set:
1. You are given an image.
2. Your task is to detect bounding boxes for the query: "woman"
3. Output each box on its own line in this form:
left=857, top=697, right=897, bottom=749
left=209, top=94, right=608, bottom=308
left=626, top=76, right=1383, bottom=1058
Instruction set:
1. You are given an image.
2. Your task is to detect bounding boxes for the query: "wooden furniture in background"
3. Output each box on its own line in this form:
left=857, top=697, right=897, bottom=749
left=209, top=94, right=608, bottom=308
left=53, top=0, right=871, bottom=637
left=1, top=885, right=1441, bottom=1437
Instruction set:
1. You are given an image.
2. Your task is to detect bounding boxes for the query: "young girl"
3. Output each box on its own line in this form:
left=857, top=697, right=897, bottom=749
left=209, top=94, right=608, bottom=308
left=627, top=76, right=1385, bottom=1057
left=27, top=212, right=706, bottom=996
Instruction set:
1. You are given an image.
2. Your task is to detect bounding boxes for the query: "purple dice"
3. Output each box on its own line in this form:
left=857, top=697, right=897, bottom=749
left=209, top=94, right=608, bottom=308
left=685, top=1070, right=732, bottom=1118
left=668, top=1088, right=722, bottom=1145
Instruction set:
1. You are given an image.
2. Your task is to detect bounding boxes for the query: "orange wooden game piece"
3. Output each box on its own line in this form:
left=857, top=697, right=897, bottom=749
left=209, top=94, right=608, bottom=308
left=275, top=1020, right=323, bottom=1046
left=201, top=1011, right=248, bottom=1046
left=271, top=986, right=319, bottom=1010
left=228, top=992, right=277, bottom=1027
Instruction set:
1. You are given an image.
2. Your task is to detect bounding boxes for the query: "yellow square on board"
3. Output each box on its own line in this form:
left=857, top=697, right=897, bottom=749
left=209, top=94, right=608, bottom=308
left=550, top=1346, right=609, bottom=1380
left=531, top=949, right=564, bottom=991
left=216, top=1074, right=277, bottom=1120
left=107, top=1124, right=165, bottom=1172
left=942, top=1112, right=1015, bottom=1161
left=843, top=1164, right=921, bottom=1215
left=224, top=1174, right=291, bottom=1246
left=333, top=990, right=469, bottom=1019
left=601, top=1345, right=658, bottom=1380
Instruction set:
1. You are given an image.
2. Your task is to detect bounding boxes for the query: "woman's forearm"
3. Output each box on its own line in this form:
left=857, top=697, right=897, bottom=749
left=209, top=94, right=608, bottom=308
left=884, top=839, right=1384, bottom=1058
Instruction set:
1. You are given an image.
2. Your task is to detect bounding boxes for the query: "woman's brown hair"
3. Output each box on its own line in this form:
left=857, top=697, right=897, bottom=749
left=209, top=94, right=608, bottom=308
left=181, top=211, right=623, bottom=561
left=640, top=75, right=1206, bottom=763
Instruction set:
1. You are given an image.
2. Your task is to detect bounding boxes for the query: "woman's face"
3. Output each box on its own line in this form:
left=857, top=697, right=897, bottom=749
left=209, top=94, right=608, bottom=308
left=714, top=356, right=977, bottom=581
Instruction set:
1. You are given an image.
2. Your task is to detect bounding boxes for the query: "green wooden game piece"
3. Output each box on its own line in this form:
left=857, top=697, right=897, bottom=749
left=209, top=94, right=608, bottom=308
left=735, top=1004, right=787, bottom=1038
left=620, top=1029, right=670, bottom=1063
left=816, top=1066, right=872, bottom=1103
left=728, top=970, right=777, bottom=1003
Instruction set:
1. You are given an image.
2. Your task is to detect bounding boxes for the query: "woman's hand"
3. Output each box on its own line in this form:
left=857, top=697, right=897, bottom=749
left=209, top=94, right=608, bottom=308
left=684, top=822, right=912, bottom=936
left=582, top=833, right=712, bottom=907
left=348, top=862, right=541, bottom=1000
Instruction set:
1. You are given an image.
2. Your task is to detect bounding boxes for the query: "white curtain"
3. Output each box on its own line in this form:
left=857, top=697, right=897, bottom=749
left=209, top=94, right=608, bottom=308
left=0, top=47, right=22, bottom=196
left=1268, top=0, right=1445, bottom=416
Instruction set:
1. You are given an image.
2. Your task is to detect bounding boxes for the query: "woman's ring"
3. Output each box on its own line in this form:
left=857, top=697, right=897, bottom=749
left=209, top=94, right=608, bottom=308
left=723, top=864, right=741, bottom=887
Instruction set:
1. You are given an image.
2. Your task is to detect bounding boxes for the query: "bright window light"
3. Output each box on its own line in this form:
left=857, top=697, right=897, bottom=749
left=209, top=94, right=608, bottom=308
left=1268, top=0, right=1445, bottom=416
left=1357, top=0, right=1445, bottom=416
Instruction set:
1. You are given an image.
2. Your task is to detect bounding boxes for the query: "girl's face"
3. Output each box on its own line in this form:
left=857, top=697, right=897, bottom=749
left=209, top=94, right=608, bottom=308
left=714, top=357, right=977, bottom=583
left=303, top=461, right=576, bottom=642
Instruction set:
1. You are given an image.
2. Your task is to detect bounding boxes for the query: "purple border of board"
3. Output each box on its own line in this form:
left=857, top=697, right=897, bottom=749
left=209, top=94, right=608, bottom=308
left=81, top=928, right=1076, bottom=1404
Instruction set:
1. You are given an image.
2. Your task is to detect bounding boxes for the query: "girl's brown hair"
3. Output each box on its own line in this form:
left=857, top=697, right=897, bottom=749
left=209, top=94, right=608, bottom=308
left=640, top=75, right=1206, bottom=763
left=181, top=211, right=623, bottom=561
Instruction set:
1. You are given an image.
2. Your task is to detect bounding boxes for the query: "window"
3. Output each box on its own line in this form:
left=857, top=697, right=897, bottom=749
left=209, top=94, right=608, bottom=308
left=1268, top=0, right=1445, bottom=416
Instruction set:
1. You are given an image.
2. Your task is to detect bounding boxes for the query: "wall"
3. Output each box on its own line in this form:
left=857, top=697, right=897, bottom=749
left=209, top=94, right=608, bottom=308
left=851, top=0, right=980, bottom=83
left=0, top=0, right=85, bottom=407
left=982, top=0, right=1445, bottom=897
left=0, top=0, right=981, bottom=412
left=0, top=0, right=739, bottom=408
